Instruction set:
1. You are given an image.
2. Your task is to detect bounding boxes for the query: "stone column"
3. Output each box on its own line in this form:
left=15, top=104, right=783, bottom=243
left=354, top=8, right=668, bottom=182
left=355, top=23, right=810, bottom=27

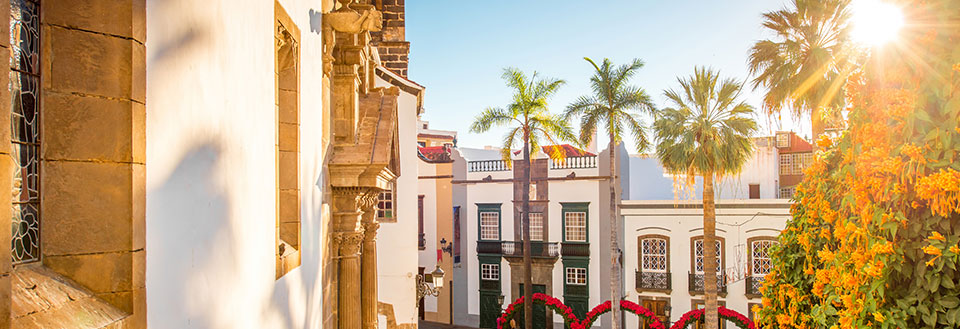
left=332, top=186, right=378, bottom=329
left=338, top=231, right=364, bottom=329
left=360, top=194, right=380, bottom=329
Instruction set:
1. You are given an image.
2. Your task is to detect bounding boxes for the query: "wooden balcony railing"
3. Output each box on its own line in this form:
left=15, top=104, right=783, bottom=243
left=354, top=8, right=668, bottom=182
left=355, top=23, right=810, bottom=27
left=477, top=240, right=502, bottom=254
left=560, top=242, right=590, bottom=257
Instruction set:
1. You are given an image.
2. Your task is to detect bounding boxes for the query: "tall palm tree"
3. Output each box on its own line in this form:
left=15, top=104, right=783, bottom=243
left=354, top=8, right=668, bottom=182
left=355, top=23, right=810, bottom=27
left=654, top=67, right=757, bottom=329
left=470, top=68, right=574, bottom=329
left=747, top=0, right=854, bottom=138
left=564, top=58, right=655, bottom=329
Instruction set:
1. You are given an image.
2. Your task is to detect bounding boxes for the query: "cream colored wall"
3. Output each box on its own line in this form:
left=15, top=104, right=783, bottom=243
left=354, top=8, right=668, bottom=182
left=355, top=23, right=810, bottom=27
left=620, top=199, right=790, bottom=328
left=375, top=76, right=420, bottom=329
left=145, top=0, right=330, bottom=328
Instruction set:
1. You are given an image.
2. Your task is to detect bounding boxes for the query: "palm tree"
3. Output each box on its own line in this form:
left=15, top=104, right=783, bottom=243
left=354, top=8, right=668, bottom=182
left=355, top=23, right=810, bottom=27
left=747, top=0, right=854, bottom=139
left=654, top=67, right=758, bottom=329
left=470, top=68, right=574, bottom=329
left=564, top=58, right=655, bottom=329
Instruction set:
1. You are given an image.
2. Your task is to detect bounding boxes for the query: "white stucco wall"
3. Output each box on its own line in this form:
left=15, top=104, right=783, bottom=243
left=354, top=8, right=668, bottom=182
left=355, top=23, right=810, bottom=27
left=621, top=199, right=790, bottom=328
left=145, top=0, right=330, bottom=327
left=628, top=144, right=780, bottom=201
left=375, top=75, right=421, bottom=328
left=418, top=160, right=440, bottom=313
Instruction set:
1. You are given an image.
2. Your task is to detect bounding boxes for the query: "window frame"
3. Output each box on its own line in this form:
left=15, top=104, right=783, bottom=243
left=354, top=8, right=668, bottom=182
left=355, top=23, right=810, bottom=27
left=565, top=267, right=587, bottom=286
left=561, top=203, right=589, bottom=243
left=529, top=212, right=544, bottom=241
left=377, top=182, right=395, bottom=222
left=638, top=235, right=670, bottom=273
left=690, top=235, right=725, bottom=275
left=481, top=263, right=500, bottom=281
left=747, top=236, right=778, bottom=277
left=477, top=203, right=501, bottom=241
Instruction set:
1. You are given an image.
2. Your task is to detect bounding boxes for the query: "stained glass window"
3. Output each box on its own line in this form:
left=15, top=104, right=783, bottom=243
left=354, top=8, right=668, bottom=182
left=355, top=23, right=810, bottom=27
left=10, top=0, right=41, bottom=264
left=377, top=184, right=393, bottom=220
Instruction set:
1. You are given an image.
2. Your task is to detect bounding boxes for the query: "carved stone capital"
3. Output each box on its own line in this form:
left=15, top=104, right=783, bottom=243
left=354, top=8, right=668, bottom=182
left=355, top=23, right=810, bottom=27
left=361, top=222, right=380, bottom=242
left=336, top=232, right=364, bottom=257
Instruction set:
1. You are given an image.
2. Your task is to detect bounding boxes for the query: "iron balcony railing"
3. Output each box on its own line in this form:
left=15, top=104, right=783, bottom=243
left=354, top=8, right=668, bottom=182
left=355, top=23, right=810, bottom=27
left=468, top=160, right=510, bottom=172
left=746, top=275, right=764, bottom=296
left=549, top=156, right=598, bottom=169
left=501, top=241, right=559, bottom=258
left=560, top=242, right=590, bottom=257
left=635, top=270, right=671, bottom=291
left=688, top=271, right=727, bottom=294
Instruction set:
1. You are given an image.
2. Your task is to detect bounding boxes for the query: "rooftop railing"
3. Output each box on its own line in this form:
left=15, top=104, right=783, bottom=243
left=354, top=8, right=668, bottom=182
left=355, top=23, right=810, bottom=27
left=549, top=156, right=597, bottom=169
left=468, top=160, right=510, bottom=172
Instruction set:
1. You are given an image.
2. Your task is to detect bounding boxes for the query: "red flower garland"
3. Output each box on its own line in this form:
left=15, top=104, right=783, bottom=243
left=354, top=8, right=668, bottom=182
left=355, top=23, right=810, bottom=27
left=496, top=294, right=665, bottom=329
left=669, top=307, right=755, bottom=329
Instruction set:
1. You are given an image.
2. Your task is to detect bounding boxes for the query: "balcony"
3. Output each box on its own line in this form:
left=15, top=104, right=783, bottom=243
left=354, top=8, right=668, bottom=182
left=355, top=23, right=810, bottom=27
left=501, top=241, right=559, bottom=258
left=549, top=156, right=597, bottom=169
left=635, top=270, right=671, bottom=292
left=477, top=240, right=502, bottom=254
left=745, top=275, right=764, bottom=297
left=560, top=242, right=590, bottom=257
left=468, top=160, right=510, bottom=172
left=688, top=272, right=727, bottom=295
left=418, top=233, right=425, bottom=250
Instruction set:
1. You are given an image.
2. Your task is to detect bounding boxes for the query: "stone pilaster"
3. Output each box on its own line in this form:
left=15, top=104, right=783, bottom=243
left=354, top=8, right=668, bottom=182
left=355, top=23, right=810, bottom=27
left=337, top=231, right=365, bottom=329
left=360, top=195, right=380, bottom=329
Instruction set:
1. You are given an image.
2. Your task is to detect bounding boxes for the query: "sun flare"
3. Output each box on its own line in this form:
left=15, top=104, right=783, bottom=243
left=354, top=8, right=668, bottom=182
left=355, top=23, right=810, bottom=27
left=851, top=0, right=905, bottom=46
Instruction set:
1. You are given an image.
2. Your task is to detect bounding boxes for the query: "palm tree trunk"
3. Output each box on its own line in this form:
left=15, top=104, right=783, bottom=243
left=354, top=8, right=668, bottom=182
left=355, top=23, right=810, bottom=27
left=522, top=135, right=533, bottom=329
left=703, top=174, right=718, bottom=329
left=811, top=106, right=825, bottom=140
left=609, top=139, right=621, bottom=329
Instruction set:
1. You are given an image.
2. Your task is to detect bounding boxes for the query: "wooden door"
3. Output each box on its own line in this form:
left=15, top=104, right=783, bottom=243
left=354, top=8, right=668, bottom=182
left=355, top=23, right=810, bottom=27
left=640, top=300, right=668, bottom=329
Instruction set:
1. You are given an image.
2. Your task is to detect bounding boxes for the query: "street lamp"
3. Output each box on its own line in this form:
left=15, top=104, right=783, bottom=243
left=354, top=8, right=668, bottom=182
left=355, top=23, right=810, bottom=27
left=416, top=264, right=445, bottom=302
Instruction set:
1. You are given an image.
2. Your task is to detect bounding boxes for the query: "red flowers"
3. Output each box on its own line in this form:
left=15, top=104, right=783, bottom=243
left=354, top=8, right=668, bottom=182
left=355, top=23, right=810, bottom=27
left=672, top=307, right=755, bottom=329
left=495, top=294, right=665, bottom=329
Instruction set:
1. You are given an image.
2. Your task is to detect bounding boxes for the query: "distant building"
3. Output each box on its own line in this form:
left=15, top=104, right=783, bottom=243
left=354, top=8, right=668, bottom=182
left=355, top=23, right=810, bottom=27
left=450, top=143, right=629, bottom=329
left=623, top=133, right=811, bottom=329
left=416, top=121, right=457, bottom=323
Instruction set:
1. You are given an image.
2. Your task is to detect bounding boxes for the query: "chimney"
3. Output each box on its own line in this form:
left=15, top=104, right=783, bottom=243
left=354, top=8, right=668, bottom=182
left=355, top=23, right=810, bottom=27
left=372, top=0, right=410, bottom=78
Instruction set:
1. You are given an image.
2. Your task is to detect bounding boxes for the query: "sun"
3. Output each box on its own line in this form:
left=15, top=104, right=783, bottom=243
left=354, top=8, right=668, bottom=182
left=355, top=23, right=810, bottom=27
left=850, top=0, right=905, bottom=46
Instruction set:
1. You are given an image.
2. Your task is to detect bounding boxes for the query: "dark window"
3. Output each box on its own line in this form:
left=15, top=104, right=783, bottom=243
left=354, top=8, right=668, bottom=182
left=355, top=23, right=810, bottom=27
left=418, top=195, right=425, bottom=250
left=748, top=184, right=760, bottom=199
left=11, top=0, right=41, bottom=264
left=453, top=206, right=461, bottom=263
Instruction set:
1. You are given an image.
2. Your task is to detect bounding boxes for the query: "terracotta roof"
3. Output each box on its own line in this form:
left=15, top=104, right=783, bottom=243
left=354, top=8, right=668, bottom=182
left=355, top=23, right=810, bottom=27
left=418, top=145, right=454, bottom=163
left=513, top=144, right=595, bottom=157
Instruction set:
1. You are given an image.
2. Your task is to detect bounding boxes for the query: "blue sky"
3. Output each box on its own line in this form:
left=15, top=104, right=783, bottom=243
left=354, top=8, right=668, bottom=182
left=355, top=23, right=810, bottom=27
left=406, top=0, right=810, bottom=153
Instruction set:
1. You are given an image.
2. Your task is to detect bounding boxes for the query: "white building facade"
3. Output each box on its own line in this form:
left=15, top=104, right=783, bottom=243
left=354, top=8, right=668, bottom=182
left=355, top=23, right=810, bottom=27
left=451, top=145, right=618, bottom=329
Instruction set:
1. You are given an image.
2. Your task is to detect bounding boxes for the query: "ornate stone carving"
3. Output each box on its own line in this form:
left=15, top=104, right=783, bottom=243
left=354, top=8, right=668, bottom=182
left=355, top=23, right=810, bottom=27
left=361, top=222, right=380, bottom=241
left=337, top=232, right=365, bottom=257
left=322, top=4, right=383, bottom=75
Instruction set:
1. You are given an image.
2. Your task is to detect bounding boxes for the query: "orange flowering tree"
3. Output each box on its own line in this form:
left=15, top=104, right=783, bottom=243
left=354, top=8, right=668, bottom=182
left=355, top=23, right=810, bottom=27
left=756, top=0, right=960, bottom=328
